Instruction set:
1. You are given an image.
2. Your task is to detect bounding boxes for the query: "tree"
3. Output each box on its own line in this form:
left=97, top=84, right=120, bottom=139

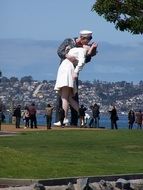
left=1, top=76, right=10, bottom=83
left=10, top=76, right=19, bottom=83
left=92, top=0, right=143, bottom=34
left=20, top=76, right=33, bottom=83
left=42, top=80, right=48, bottom=83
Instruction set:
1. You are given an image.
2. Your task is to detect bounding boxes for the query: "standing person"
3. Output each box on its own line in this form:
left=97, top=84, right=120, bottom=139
left=79, top=104, right=87, bottom=127
left=84, top=113, right=90, bottom=126
left=54, top=43, right=97, bottom=126
left=45, top=104, right=54, bottom=129
left=89, top=103, right=100, bottom=128
left=13, top=105, right=21, bottom=128
left=0, top=101, right=5, bottom=130
left=23, top=106, right=30, bottom=129
left=29, top=103, right=37, bottom=129
left=128, top=110, right=135, bottom=130
left=55, top=30, right=97, bottom=126
left=0, top=103, right=2, bottom=131
left=109, top=105, right=118, bottom=130
left=0, top=100, right=5, bottom=130
left=135, top=110, right=143, bottom=129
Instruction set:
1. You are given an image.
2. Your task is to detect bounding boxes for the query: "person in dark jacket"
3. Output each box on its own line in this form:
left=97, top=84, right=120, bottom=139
left=29, top=103, right=37, bottom=129
left=109, top=105, right=118, bottom=130
left=13, top=105, right=21, bottom=128
left=79, top=105, right=87, bottom=127
left=128, top=110, right=135, bottom=129
left=55, top=30, right=98, bottom=126
left=89, top=103, right=100, bottom=128
left=0, top=103, right=2, bottom=131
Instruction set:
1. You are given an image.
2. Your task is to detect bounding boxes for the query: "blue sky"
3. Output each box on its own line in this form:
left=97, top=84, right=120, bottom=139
left=0, top=0, right=142, bottom=83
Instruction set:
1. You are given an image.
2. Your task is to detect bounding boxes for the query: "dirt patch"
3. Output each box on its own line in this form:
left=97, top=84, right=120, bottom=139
left=0, top=124, right=105, bottom=137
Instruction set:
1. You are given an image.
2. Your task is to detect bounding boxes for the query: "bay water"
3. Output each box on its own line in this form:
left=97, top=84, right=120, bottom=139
left=29, top=113, right=130, bottom=129
left=4, top=113, right=137, bottom=129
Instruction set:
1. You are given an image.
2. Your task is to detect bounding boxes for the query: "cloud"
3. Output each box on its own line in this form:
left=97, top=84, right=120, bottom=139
left=0, top=39, right=60, bottom=80
left=0, top=39, right=142, bottom=83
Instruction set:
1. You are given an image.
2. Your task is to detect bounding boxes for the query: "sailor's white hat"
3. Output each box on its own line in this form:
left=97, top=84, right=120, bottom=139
left=79, top=30, right=93, bottom=37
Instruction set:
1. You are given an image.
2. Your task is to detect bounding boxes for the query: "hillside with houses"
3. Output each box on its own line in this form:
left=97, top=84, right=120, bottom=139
left=0, top=75, right=143, bottom=114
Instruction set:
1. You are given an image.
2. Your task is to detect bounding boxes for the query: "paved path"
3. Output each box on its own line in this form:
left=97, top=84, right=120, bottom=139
left=0, top=124, right=104, bottom=136
left=0, top=124, right=47, bottom=132
left=0, top=124, right=48, bottom=136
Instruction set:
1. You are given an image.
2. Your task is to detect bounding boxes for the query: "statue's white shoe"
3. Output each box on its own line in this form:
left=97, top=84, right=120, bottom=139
left=53, top=121, right=61, bottom=126
left=63, top=118, right=69, bottom=124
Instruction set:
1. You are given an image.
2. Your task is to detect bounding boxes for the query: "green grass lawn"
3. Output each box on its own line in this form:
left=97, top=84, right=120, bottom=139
left=0, top=129, right=143, bottom=179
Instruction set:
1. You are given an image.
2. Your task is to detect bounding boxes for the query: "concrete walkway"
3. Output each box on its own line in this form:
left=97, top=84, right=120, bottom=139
left=0, top=124, right=104, bottom=136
